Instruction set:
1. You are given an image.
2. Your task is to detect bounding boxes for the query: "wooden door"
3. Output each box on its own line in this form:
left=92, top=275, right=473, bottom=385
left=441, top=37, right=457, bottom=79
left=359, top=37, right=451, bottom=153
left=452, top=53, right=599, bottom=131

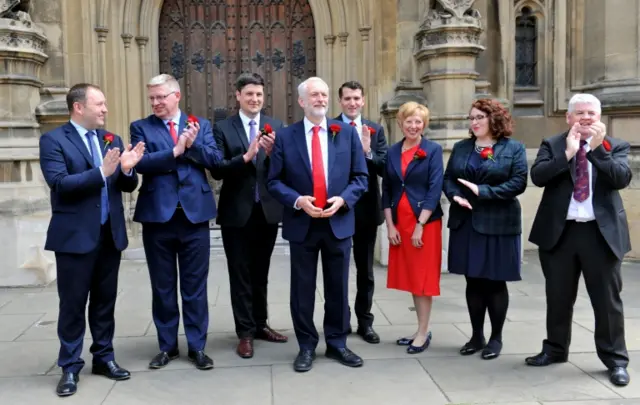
left=158, top=0, right=317, bottom=125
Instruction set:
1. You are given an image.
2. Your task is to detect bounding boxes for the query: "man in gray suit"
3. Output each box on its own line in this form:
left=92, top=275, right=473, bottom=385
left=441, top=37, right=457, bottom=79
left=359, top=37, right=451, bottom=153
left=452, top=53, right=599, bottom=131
left=211, top=73, right=287, bottom=359
left=527, top=93, right=631, bottom=387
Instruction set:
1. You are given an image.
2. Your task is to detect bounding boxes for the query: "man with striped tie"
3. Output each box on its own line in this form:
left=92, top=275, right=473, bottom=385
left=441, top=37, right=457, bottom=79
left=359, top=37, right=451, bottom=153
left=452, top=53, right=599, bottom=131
left=527, top=93, right=632, bottom=387
left=39, top=83, right=144, bottom=396
left=267, top=77, right=369, bottom=372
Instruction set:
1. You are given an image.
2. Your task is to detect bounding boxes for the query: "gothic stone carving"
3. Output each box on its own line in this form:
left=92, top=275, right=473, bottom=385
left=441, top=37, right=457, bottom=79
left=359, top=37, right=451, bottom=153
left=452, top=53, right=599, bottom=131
left=432, top=0, right=476, bottom=20
left=0, top=0, right=30, bottom=22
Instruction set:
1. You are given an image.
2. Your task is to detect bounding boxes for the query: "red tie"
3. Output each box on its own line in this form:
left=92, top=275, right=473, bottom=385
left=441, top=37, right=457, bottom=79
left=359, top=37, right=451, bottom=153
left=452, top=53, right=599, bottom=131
left=168, top=121, right=178, bottom=144
left=350, top=121, right=356, bottom=127
left=311, top=125, right=327, bottom=208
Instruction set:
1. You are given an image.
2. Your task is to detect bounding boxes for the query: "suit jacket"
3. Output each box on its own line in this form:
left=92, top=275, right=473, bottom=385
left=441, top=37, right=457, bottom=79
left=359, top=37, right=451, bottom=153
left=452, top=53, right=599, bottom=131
left=130, top=112, right=222, bottom=224
left=266, top=119, right=369, bottom=242
left=211, top=114, right=284, bottom=227
left=529, top=131, right=632, bottom=260
left=443, top=137, right=528, bottom=235
left=335, top=114, right=388, bottom=226
left=382, top=138, right=443, bottom=224
left=39, top=122, right=139, bottom=254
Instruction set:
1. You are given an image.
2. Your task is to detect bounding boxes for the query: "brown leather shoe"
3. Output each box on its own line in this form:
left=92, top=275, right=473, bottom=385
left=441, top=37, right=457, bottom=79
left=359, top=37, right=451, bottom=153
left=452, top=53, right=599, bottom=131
left=256, top=326, right=288, bottom=343
left=237, top=338, right=254, bottom=358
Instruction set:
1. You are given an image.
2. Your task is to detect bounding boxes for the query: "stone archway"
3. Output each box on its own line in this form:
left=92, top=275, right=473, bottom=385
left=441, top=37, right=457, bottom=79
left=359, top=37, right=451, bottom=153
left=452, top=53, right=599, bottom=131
left=157, top=0, right=317, bottom=125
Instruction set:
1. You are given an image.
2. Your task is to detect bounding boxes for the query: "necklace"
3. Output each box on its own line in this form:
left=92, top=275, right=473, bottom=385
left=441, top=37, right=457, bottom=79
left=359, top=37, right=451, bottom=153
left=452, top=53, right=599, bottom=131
left=474, top=142, right=495, bottom=154
left=402, top=142, right=419, bottom=152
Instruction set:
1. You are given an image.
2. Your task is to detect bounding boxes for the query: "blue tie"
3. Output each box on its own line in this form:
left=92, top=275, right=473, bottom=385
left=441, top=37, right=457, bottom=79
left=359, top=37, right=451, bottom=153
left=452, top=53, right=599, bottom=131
left=249, top=120, right=260, bottom=202
left=85, top=131, right=109, bottom=224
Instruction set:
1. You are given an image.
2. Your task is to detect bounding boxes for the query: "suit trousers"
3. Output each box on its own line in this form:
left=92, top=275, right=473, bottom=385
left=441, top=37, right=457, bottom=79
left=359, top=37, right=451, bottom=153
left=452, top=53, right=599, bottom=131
left=351, top=220, right=377, bottom=327
left=540, top=220, right=629, bottom=368
left=142, top=208, right=210, bottom=353
left=221, top=204, right=279, bottom=338
left=56, top=221, right=120, bottom=373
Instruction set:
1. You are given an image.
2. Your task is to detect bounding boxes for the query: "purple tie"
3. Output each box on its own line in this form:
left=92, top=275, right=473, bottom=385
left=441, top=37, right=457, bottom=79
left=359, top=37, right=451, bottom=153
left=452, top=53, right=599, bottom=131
left=573, top=140, right=589, bottom=202
left=249, top=120, right=260, bottom=202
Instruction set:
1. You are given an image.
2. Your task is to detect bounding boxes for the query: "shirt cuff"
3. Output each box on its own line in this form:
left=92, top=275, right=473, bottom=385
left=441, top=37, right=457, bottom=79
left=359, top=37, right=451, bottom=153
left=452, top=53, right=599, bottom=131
left=293, top=196, right=302, bottom=210
left=365, top=151, right=373, bottom=159
left=99, top=167, right=106, bottom=181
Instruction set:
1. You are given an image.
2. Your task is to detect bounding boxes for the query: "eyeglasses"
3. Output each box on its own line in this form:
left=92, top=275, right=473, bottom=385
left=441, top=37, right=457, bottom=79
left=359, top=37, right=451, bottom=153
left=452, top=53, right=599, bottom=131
left=468, top=115, right=487, bottom=122
left=148, top=92, right=175, bottom=102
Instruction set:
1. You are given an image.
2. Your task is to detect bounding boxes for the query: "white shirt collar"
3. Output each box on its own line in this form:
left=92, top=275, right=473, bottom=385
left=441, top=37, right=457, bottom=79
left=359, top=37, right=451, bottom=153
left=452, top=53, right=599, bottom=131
left=239, top=110, right=260, bottom=127
left=303, top=116, right=327, bottom=134
left=163, top=110, right=181, bottom=126
left=69, top=119, right=93, bottom=137
left=341, top=113, right=362, bottom=127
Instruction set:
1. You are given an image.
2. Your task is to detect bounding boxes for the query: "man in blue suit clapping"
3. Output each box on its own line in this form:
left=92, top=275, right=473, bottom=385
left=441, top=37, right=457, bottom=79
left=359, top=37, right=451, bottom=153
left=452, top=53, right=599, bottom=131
left=39, top=83, right=144, bottom=397
left=267, top=77, right=368, bottom=372
left=130, top=74, right=222, bottom=371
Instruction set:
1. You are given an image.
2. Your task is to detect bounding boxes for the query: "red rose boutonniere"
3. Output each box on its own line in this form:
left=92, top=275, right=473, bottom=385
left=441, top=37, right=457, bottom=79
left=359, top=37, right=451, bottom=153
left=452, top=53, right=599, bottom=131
left=480, top=147, right=495, bottom=162
left=103, top=133, right=114, bottom=151
left=329, top=123, right=341, bottom=142
left=186, top=114, right=199, bottom=128
left=260, top=123, right=273, bottom=137
left=413, top=148, right=427, bottom=161
left=603, top=139, right=611, bottom=152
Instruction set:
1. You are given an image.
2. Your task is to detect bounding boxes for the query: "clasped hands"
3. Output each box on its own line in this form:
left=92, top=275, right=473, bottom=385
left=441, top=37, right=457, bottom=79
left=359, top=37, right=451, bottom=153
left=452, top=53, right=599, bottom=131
left=101, top=142, right=145, bottom=177
left=566, top=121, right=606, bottom=159
left=244, top=130, right=276, bottom=162
left=297, top=195, right=345, bottom=218
left=173, top=121, right=201, bottom=158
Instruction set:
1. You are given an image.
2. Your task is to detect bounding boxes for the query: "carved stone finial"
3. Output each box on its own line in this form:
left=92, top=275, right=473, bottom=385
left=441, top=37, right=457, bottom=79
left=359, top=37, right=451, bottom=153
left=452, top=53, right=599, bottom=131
left=0, top=0, right=31, bottom=22
left=434, top=0, right=476, bottom=19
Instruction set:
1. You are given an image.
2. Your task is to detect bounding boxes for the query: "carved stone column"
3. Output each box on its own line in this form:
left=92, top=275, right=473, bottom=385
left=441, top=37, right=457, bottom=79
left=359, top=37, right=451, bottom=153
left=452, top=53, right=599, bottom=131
left=0, top=8, right=52, bottom=286
left=414, top=0, right=484, bottom=271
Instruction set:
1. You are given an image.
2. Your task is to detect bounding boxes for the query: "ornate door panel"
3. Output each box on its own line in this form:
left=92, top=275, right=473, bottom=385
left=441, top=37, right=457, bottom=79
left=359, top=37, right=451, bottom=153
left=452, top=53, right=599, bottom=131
left=158, top=0, right=316, bottom=125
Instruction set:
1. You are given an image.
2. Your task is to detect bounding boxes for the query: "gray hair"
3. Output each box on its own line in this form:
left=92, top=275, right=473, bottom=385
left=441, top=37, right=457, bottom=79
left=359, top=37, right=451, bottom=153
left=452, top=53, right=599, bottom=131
left=147, top=74, right=180, bottom=92
left=297, top=77, right=329, bottom=99
left=568, top=93, right=601, bottom=114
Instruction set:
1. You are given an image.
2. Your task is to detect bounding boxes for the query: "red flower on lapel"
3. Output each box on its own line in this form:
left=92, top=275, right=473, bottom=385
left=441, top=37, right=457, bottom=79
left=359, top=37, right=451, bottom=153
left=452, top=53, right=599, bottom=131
left=366, top=126, right=375, bottom=135
left=186, top=114, right=199, bottom=128
left=329, top=123, right=341, bottom=143
left=603, top=139, right=611, bottom=152
left=480, top=147, right=495, bottom=162
left=413, top=148, right=427, bottom=161
left=261, top=123, right=273, bottom=137
left=103, top=133, right=114, bottom=151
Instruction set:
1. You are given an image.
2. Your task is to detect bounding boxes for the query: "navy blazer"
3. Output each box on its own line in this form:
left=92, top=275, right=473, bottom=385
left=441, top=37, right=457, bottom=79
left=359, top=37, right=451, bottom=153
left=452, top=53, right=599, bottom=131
left=381, top=138, right=444, bottom=224
left=443, top=137, right=528, bottom=235
left=39, top=122, right=139, bottom=254
left=130, top=112, right=222, bottom=224
left=266, top=119, right=369, bottom=242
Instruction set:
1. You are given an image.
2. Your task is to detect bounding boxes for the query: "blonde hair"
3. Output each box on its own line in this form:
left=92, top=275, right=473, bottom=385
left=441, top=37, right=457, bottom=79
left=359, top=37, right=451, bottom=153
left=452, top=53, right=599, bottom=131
left=147, top=74, right=180, bottom=92
left=397, top=101, right=429, bottom=126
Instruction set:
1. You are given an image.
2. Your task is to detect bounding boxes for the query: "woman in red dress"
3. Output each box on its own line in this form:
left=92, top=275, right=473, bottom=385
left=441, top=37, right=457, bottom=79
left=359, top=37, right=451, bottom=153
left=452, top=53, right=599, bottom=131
left=381, top=101, right=444, bottom=354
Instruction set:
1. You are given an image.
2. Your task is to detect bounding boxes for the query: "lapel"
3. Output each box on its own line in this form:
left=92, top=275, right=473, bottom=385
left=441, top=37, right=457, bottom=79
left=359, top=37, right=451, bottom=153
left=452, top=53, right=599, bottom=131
left=292, top=121, right=312, bottom=180
left=256, top=116, right=267, bottom=167
left=64, top=122, right=95, bottom=167
left=232, top=114, right=249, bottom=151
left=95, top=129, right=107, bottom=157
left=404, top=138, right=428, bottom=179
left=491, top=137, right=507, bottom=159
left=556, top=131, right=575, bottom=183
left=178, top=111, right=187, bottom=136
left=151, top=114, right=177, bottom=149
left=327, top=120, right=337, bottom=184
left=458, top=138, right=474, bottom=173
left=389, top=142, right=402, bottom=180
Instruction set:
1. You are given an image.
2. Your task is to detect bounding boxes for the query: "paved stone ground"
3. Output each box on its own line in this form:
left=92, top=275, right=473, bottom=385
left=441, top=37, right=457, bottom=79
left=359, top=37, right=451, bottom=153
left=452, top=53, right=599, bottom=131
left=1, top=249, right=640, bottom=404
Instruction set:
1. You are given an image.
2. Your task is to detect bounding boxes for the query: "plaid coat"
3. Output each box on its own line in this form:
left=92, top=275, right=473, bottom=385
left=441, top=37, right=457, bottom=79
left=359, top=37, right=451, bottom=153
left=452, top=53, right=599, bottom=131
left=443, top=137, right=528, bottom=235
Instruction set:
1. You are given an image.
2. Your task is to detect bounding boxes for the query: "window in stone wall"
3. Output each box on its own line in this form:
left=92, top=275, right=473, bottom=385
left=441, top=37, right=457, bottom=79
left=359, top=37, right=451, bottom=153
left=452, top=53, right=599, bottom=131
left=515, top=7, right=537, bottom=87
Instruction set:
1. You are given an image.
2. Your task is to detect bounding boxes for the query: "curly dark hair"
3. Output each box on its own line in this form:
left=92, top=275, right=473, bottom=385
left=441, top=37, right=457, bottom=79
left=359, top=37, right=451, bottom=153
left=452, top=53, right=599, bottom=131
left=468, top=98, right=514, bottom=139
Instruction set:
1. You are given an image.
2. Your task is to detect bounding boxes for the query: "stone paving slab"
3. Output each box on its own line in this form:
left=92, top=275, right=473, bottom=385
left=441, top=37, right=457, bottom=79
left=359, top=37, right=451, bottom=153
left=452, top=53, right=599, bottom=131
left=1, top=251, right=640, bottom=404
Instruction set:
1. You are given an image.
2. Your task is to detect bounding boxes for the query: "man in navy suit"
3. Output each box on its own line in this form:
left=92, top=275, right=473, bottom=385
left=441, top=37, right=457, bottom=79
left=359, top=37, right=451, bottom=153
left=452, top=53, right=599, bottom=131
left=130, top=74, right=222, bottom=371
left=39, top=83, right=144, bottom=397
left=267, top=77, right=369, bottom=372
left=335, top=81, right=388, bottom=343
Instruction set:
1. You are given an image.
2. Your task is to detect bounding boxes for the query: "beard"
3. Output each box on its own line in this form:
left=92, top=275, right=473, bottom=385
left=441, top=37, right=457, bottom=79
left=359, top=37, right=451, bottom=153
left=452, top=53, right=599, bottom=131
left=306, top=105, right=327, bottom=118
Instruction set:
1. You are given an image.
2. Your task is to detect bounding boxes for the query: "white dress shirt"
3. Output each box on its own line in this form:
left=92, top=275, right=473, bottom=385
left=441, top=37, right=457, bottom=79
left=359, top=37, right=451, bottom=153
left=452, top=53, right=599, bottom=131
left=163, top=110, right=181, bottom=134
left=239, top=110, right=261, bottom=142
left=566, top=136, right=595, bottom=222
left=294, top=117, right=330, bottom=209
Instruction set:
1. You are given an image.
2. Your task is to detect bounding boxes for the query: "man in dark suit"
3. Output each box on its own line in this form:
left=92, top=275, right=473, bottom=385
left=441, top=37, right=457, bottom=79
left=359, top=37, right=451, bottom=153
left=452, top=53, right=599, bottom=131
left=267, top=77, right=369, bottom=372
left=527, top=93, right=632, bottom=387
left=211, top=73, right=287, bottom=358
left=130, top=74, right=222, bottom=371
left=335, top=81, right=387, bottom=343
left=39, top=83, right=144, bottom=396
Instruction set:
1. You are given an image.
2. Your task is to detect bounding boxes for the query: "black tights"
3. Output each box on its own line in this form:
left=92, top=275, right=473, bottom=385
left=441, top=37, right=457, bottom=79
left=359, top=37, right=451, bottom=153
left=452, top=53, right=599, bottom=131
left=465, top=276, right=509, bottom=343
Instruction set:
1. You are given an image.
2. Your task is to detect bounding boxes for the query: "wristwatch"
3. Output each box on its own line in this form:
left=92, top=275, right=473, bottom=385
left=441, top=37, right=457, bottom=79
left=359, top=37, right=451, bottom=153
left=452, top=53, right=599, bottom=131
left=417, top=219, right=426, bottom=227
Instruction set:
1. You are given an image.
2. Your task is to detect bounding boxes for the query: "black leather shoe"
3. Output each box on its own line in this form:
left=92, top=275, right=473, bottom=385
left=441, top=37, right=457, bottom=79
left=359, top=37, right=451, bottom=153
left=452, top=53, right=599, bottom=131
left=293, top=349, right=316, bottom=372
left=460, top=337, right=486, bottom=356
left=481, top=340, right=502, bottom=360
left=56, top=372, right=79, bottom=397
left=149, top=349, right=179, bottom=369
left=525, top=351, right=568, bottom=366
left=609, top=366, right=630, bottom=386
left=188, top=350, right=214, bottom=370
left=92, top=360, right=131, bottom=380
left=325, top=346, right=363, bottom=367
left=357, top=326, right=380, bottom=344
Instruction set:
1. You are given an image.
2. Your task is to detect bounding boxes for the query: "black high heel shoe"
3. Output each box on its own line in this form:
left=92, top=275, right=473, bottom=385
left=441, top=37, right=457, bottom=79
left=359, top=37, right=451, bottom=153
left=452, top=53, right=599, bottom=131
left=407, top=331, right=432, bottom=354
left=459, top=338, right=486, bottom=355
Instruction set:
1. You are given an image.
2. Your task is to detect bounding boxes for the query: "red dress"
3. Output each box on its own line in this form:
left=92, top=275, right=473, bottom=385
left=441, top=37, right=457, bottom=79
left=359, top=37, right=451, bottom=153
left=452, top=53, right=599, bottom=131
left=387, top=145, right=442, bottom=296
